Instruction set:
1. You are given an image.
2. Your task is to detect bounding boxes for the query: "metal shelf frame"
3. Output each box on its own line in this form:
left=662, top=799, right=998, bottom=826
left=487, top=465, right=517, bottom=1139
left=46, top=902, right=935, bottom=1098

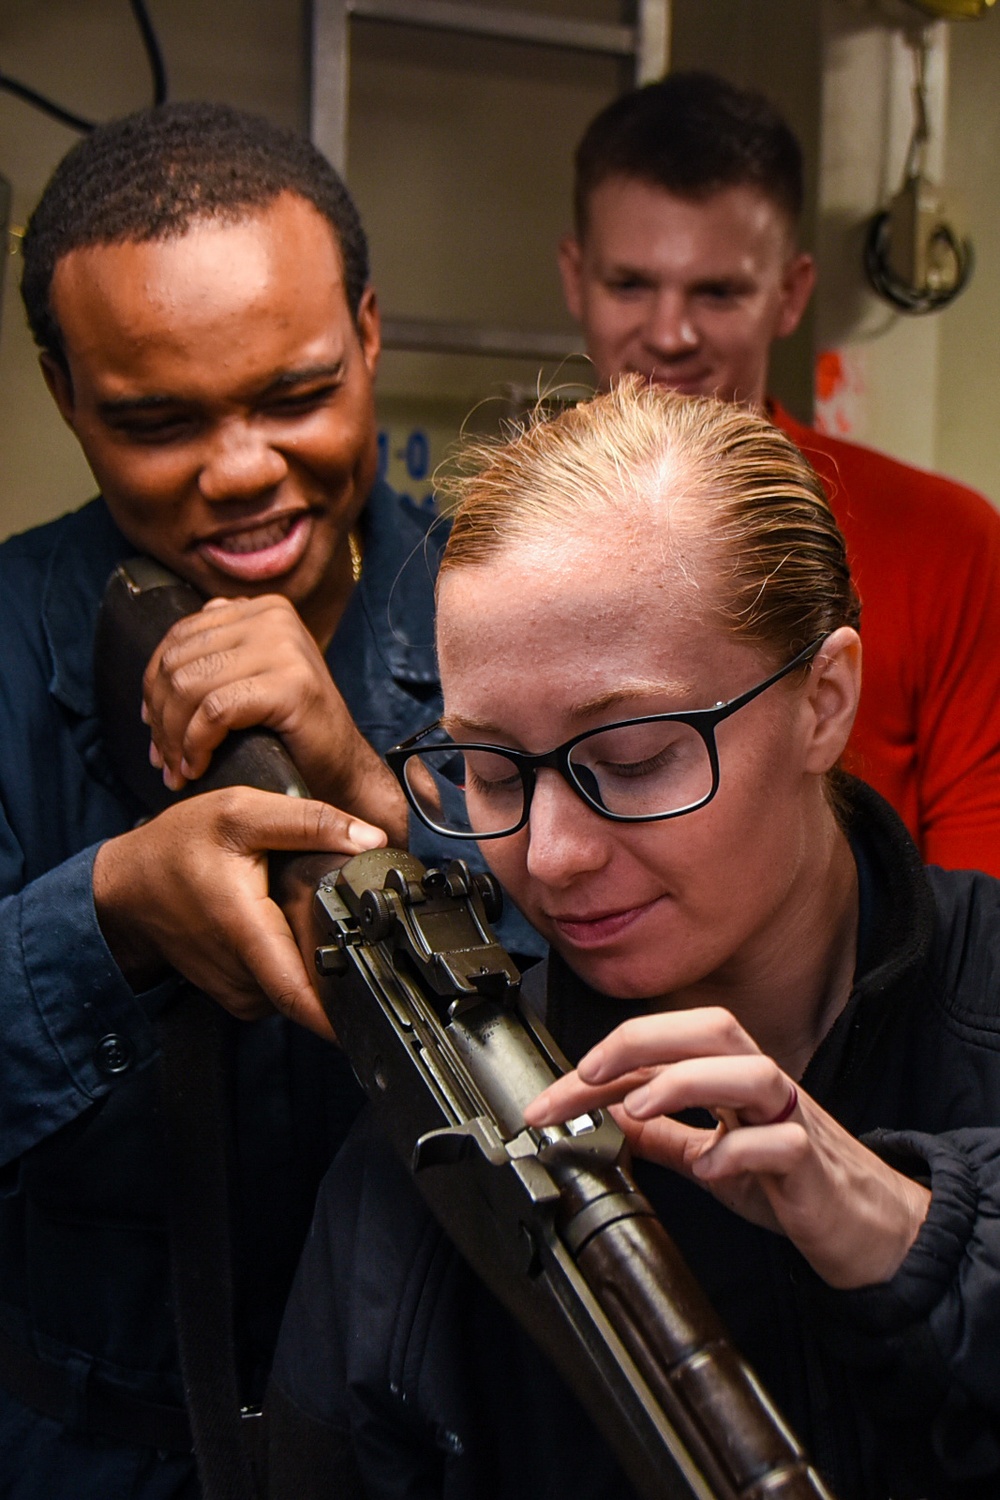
left=378, top=315, right=586, bottom=362
left=309, top=0, right=671, bottom=362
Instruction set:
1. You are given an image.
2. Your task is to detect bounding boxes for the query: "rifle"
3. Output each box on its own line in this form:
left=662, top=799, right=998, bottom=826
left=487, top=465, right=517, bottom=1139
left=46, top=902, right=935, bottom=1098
left=96, top=557, right=836, bottom=1500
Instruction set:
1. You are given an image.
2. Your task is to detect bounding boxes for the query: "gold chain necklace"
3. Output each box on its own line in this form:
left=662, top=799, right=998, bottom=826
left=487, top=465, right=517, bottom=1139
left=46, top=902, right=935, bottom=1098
left=348, top=528, right=363, bottom=585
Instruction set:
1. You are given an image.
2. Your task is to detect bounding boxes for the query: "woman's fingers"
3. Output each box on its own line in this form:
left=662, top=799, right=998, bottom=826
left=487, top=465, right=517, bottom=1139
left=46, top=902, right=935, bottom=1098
left=606, top=1104, right=711, bottom=1173
left=523, top=1066, right=656, bottom=1126
left=525, top=1001, right=932, bottom=1292
left=620, top=1054, right=794, bottom=1126
left=577, top=1007, right=761, bottom=1082
left=524, top=1009, right=778, bottom=1129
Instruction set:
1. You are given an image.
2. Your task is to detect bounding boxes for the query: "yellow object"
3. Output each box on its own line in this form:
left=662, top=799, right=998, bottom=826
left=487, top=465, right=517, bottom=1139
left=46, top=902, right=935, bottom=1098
left=349, top=528, right=363, bottom=585
left=905, top=0, right=995, bottom=17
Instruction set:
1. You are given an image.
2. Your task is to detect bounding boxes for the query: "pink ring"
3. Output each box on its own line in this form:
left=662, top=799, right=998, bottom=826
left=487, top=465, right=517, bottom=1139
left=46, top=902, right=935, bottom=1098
left=763, top=1081, right=798, bottom=1126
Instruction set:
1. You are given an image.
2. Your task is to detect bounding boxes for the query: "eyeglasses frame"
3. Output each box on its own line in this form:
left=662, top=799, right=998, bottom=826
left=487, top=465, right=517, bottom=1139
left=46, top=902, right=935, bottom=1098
left=387, top=634, right=828, bottom=841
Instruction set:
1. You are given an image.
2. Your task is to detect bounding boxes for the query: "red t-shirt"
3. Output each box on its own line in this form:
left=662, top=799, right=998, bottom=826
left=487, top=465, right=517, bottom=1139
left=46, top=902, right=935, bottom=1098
left=772, top=402, right=1000, bottom=874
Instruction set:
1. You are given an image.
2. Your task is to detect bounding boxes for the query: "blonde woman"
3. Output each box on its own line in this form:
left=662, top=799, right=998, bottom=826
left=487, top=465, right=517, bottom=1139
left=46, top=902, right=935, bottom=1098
left=272, top=382, right=1000, bottom=1499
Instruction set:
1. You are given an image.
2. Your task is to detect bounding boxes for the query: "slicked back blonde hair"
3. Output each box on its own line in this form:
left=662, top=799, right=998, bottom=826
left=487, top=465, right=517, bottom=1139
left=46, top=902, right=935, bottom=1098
left=438, top=378, right=860, bottom=663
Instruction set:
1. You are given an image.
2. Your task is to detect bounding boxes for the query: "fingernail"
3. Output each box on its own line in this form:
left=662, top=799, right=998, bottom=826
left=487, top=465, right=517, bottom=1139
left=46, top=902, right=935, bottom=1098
left=624, top=1085, right=652, bottom=1116
left=180, top=759, right=194, bottom=780
left=348, top=821, right=385, bottom=849
left=140, top=702, right=150, bottom=724
left=578, top=1046, right=608, bottom=1083
left=148, top=742, right=163, bottom=769
left=691, top=1131, right=722, bottom=1175
left=523, top=1088, right=552, bottom=1124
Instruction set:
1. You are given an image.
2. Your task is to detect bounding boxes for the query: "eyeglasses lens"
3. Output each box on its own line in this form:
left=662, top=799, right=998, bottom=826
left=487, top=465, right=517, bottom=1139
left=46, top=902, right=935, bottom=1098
left=568, top=720, right=713, bottom=817
left=405, top=719, right=714, bottom=836
left=402, top=745, right=519, bottom=836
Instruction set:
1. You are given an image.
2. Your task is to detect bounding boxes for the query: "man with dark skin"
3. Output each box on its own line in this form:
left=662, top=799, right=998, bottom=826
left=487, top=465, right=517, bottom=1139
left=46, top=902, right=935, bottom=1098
left=558, top=71, right=1000, bottom=874
left=51, top=187, right=395, bottom=1024
left=49, top=183, right=411, bottom=1021
left=0, top=102, right=535, bottom=1497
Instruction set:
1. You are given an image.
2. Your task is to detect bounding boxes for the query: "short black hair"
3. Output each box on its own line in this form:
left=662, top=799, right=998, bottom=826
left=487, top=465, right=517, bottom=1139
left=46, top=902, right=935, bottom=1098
left=573, top=71, right=803, bottom=235
left=21, top=100, right=370, bottom=367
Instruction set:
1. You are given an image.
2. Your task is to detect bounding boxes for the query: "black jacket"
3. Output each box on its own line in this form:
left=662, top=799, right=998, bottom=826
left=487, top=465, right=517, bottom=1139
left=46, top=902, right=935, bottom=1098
left=271, top=781, right=1000, bottom=1499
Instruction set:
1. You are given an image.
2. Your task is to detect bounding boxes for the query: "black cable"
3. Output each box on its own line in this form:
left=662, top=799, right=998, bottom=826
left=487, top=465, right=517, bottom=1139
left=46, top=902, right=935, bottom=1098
left=0, top=70, right=96, bottom=133
left=130, top=0, right=169, bottom=107
left=864, top=209, right=973, bottom=315
left=0, top=0, right=168, bottom=133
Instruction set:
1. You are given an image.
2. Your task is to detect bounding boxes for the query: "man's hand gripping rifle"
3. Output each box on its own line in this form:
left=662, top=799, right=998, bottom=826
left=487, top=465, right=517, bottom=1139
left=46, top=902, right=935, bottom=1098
left=98, top=558, right=835, bottom=1500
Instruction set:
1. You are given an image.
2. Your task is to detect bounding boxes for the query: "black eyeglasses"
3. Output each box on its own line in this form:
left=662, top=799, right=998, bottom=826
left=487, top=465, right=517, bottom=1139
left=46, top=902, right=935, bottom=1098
left=387, top=636, right=827, bottom=841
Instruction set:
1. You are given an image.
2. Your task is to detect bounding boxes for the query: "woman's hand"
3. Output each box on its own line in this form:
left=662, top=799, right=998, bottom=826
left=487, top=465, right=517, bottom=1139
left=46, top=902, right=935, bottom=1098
left=523, top=1007, right=930, bottom=1290
left=142, top=595, right=408, bottom=844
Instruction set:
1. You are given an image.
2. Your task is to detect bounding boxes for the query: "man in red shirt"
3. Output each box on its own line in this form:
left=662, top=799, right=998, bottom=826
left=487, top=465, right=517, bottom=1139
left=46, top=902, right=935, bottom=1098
left=558, top=70, right=1000, bottom=873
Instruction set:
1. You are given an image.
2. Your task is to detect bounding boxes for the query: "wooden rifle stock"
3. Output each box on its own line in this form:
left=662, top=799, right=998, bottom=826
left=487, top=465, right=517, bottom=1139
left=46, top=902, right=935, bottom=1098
left=95, top=558, right=837, bottom=1500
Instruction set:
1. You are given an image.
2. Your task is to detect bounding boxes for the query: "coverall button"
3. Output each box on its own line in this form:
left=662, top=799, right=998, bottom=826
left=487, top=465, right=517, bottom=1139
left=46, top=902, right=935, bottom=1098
left=94, top=1033, right=135, bottom=1075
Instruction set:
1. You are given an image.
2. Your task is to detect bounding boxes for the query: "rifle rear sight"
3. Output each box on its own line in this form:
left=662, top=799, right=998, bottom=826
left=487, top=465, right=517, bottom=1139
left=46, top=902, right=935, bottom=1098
left=314, top=856, right=517, bottom=1017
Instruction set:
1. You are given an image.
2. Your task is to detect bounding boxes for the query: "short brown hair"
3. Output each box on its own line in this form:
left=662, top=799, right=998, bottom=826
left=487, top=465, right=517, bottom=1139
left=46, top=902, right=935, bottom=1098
left=439, top=379, right=859, bottom=666
left=572, top=71, right=803, bottom=236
